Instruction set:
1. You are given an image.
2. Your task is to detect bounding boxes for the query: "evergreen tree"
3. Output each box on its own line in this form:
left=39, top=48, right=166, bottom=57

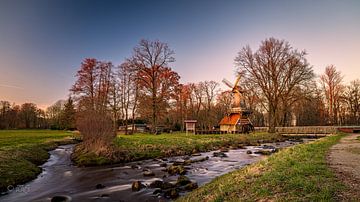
left=60, top=97, right=76, bottom=130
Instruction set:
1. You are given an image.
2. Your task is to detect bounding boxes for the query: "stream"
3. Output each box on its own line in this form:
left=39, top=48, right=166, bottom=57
left=0, top=139, right=315, bottom=202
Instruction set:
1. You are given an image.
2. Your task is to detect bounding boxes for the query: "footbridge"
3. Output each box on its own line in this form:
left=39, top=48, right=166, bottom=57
left=255, top=126, right=360, bottom=135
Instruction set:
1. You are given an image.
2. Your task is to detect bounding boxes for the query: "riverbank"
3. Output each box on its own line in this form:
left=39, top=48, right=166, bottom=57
left=72, top=132, right=285, bottom=166
left=178, top=133, right=346, bottom=201
left=0, top=130, right=77, bottom=192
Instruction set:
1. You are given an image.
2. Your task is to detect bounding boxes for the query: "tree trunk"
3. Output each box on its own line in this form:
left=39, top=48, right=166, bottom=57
left=268, top=104, right=276, bottom=133
left=152, top=85, right=157, bottom=134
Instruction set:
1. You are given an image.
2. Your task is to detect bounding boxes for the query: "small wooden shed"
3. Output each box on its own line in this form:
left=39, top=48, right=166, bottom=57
left=184, top=120, right=197, bottom=134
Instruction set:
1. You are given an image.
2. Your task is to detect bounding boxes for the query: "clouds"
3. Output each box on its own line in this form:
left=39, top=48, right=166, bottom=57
left=0, top=84, right=24, bottom=90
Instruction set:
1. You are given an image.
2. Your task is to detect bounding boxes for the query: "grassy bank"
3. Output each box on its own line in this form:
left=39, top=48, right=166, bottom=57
left=72, top=132, right=284, bottom=166
left=0, top=130, right=77, bottom=192
left=178, top=134, right=345, bottom=202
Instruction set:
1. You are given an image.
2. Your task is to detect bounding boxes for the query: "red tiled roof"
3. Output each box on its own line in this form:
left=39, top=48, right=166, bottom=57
left=219, top=113, right=240, bottom=125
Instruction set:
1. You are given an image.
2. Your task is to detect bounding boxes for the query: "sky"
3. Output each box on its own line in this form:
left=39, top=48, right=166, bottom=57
left=0, top=0, right=359, bottom=109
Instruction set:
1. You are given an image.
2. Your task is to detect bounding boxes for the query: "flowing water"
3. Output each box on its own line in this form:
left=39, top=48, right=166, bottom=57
left=0, top=139, right=314, bottom=202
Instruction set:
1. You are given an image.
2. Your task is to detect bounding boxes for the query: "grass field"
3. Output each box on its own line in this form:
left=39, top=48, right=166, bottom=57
left=72, top=132, right=284, bottom=166
left=0, top=130, right=76, bottom=192
left=177, top=134, right=346, bottom=202
left=1, top=130, right=347, bottom=201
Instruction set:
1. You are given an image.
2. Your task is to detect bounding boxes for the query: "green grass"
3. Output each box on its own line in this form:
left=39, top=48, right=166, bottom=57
left=72, top=132, right=284, bottom=166
left=177, top=134, right=346, bottom=202
left=0, top=130, right=76, bottom=192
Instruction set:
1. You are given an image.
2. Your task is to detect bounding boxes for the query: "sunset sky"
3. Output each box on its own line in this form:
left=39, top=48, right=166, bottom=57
left=0, top=0, right=359, bottom=109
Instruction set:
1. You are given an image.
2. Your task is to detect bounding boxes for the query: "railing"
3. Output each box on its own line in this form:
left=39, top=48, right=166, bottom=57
left=255, top=126, right=360, bottom=134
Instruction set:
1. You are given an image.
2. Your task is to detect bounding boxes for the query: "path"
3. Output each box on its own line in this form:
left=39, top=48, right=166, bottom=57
left=327, top=133, right=360, bottom=200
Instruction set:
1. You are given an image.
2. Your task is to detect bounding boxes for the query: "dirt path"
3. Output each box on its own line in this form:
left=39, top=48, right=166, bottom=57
left=327, top=133, right=360, bottom=200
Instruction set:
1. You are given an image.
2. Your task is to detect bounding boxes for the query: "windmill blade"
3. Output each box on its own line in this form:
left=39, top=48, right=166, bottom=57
left=233, top=75, right=241, bottom=87
left=222, top=79, right=234, bottom=89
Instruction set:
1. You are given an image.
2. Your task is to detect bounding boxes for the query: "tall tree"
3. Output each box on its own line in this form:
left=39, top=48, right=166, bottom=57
left=129, top=39, right=179, bottom=133
left=117, top=61, right=139, bottom=134
left=344, top=79, right=360, bottom=125
left=293, top=86, right=325, bottom=126
left=200, top=81, right=219, bottom=129
left=19, top=103, right=38, bottom=128
left=320, top=65, right=344, bottom=125
left=235, top=38, right=314, bottom=133
left=46, top=100, right=65, bottom=129
left=71, top=58, right=113, bottom=112
left=60, top=97, right=76, bottom=130
left=108, top=70, right=121, bottom=129
left=0, top=101, right=12, bottom=129
left=71, top=58, right=115, bottom=155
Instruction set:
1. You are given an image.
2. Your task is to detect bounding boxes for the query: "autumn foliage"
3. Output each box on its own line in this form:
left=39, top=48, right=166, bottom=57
left=128, top=40, right=180, bottom=133
left=71, top=58, right=116, bottom=155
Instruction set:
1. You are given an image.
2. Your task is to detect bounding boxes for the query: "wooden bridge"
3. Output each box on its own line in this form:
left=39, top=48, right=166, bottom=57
left=337, top=126, right=360, bottom=133
left=255, top=126, right=360, bottom=134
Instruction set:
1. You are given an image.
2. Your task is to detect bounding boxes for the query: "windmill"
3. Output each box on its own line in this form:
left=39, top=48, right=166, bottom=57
left=219, top=74, right=253, bottom=133
left=222, top=75, right=244, bottom=110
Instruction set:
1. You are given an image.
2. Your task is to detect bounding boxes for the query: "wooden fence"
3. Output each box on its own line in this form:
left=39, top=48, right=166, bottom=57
left=194, top=126, right=360, bottom=135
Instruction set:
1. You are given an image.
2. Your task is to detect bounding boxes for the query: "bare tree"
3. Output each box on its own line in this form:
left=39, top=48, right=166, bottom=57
left=46, top=100, right=65, bottom=129
left=293, top=87, right=326, bottom=126
left=320, top=65, right=344, bottom=125
left=128, top=39, right=179, bottom=133
left=200, top=81, right=219, bottom=129
left=170, top=84, right=192, bottom=131
left=240, top=81, right=267, bottom=126
left=116, top=61, right=139, bottom=134
left=235, top=38, right=314, bottom=133
left=191, top=83, right=204, bottom=120
left=345, top=79, right=360, bottom=125
left=109, top=71, right=121, bottom=129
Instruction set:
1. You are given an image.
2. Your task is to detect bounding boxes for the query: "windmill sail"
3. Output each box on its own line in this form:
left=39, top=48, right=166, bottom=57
left=233, top=75, right=241, bottom=87
left=222, top=79, right=234, bottom=89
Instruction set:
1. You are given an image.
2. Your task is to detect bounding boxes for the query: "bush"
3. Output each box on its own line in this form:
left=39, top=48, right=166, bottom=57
left=76, top=110, right=116, bottom=157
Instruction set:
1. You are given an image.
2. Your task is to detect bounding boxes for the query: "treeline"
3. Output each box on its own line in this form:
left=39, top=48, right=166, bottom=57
left=235, top=38, right=359, bottom=132
left=69, top=38, right=360, bottom=134
left=1, top=38, right=359, bottom=132
left=69, top=40, right=265, bottom=134
left=0, top=98, right=75, bottom=130
left=0, top=102, right=46, bottom=129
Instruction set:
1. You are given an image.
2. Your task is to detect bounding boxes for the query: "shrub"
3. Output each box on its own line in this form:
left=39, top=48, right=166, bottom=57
left=76, top=110, right=116, bottom=157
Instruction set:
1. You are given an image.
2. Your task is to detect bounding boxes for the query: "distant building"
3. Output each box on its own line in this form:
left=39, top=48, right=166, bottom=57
left=118, top=124, right=148, bottom=134
left=219, top=113, right=251, bottom=132
left=184, top=120, right=197, bottom=134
